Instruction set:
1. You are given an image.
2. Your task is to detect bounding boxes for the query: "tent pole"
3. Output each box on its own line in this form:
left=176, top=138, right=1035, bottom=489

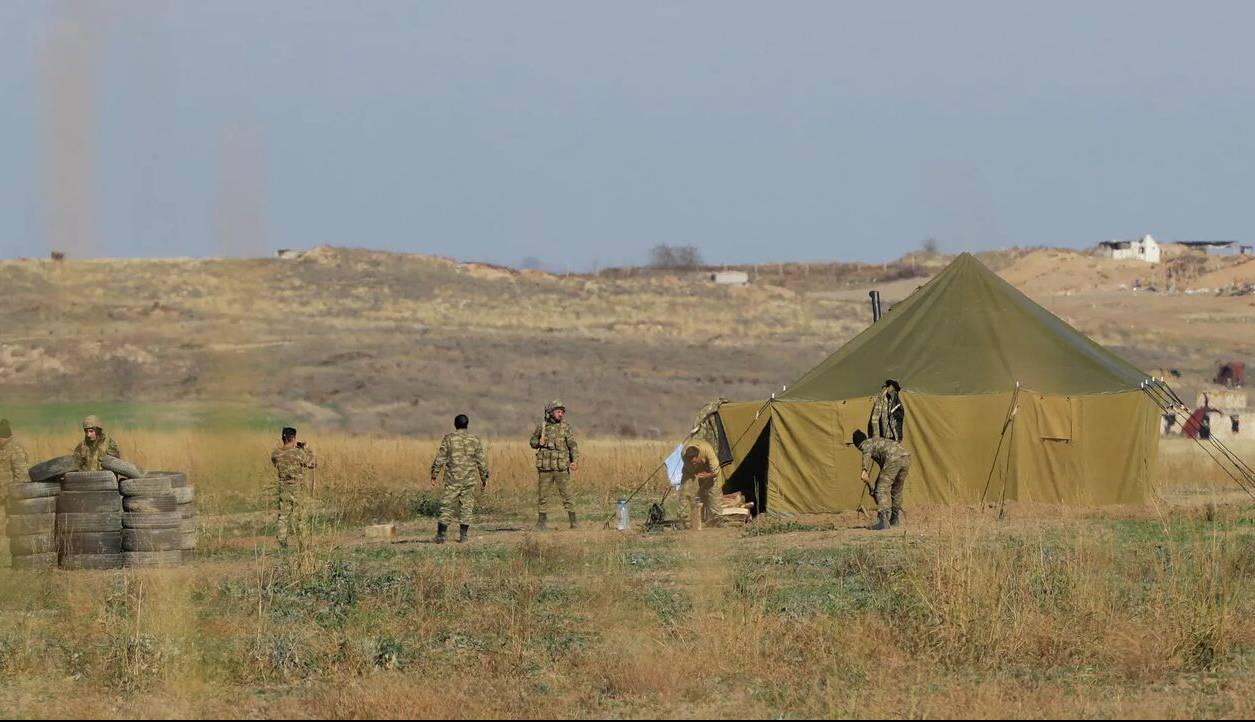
left=979, top=382, right=1022, bottom=509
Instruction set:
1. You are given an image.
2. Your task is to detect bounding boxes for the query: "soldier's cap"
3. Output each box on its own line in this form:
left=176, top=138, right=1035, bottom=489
left=884, top=379, right=901, bottom=393
left=852, top=430, right=867, bottom=448
left=0, top=419, right=11, bottom=438
left=82, top=415, right=102, bottom=431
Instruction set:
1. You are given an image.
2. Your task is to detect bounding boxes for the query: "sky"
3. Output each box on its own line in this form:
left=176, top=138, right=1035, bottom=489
left=1, top=1, right=1252, bottom=270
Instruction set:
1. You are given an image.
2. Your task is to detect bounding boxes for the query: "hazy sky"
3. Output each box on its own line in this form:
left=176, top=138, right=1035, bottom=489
left=1, top=1, right=1252, bottom=269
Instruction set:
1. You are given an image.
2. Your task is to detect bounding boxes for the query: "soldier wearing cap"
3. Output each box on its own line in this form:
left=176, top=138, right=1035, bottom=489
left=529, top=400, right=580, bottom=530
left=1, top=419, right=30, bottom=496
left=72, top=415, right=122, bottom=471
left=270, top=426, right=317, bottom=550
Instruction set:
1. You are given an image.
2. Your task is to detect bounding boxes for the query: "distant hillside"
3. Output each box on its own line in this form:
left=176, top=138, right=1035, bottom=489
left=0, top=245, right=1250, bottom=437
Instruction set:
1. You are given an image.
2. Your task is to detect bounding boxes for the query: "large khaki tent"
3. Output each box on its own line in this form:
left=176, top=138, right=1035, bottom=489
left=719, top=253, right=1159, bottom=513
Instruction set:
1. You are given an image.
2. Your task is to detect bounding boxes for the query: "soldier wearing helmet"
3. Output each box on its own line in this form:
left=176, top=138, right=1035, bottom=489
left=72, top=415, right=122, bottom=471
left=529, top=400, right=580, bottom=530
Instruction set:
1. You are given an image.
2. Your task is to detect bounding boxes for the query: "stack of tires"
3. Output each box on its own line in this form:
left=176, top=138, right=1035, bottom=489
left=164, top=472, right=199, bottom=559
left=120, top=473, right=184, bottom=568
left=6, top=457, right=73, bottom=569
left=58, top=470, right=125, bottom=570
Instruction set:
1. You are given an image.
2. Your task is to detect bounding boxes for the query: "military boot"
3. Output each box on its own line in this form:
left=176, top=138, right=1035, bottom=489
left=870, top=510, right=891, bottom=531
left=568, top=511, right=578, bottom=529
left=458, top=524, right=469, bottom=543
left=434, top=522, right=448, bottom=544
left=890, top=508, right=903, bottom=527
left=536, top=513, right=548, bottom=531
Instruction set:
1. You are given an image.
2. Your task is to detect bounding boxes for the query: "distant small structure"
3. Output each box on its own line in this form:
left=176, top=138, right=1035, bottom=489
left=50, top=251, right=65, bottom=262
left=1215, top=361, right=1246, bottom=388
left=710, top=270, right=749, bottom=286
left=1178, top=240, right=1248, bottom=256
left=1098, top=234, right=1160, bottom=263
left=275, top=249, right=305, bottom=260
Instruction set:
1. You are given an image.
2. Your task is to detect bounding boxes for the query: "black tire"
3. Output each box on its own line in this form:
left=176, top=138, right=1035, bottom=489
left=6, top=514, right=56, bottom=536
left=56, top=512, right=122, bottom=533
left=27, top=456, right=77, bottom=483
left=123, top=550, right=183, bottom=568
left=9, top=533, right=56, bottom=555
left=60, top=553, right=123, bottom=570
left=101, top=456, right=145, bottom=480
left=62, top=471, right=118, bottom=493
left=120, top=478, right=173, bottom=497
left=7, top=497, right=57, bottom=515
left=60, top=531, right=123, bottom=554
left=146, top=471, right=188, bottom=488
left=11, top=552, right=58, bottom=570
left=178, top=503, right=196, bottom=520
left=122, top=511, right=182, bottom=529
left=57, top=491, right=123, bottom=514
left=8, top=482, right=61, bottom=500
left=172, top=487, right=195, bottom=505
left=122, top=528, right=182, bottom=551
left=123, top=496, right=178, bottom=513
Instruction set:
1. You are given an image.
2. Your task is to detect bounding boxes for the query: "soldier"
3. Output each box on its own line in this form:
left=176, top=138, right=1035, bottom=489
left=430, top=414, right=489, bottom=544
left=679, top=439, right=725, bottom=526
left=853, top=430, right=910, bottom=531
left=868, top=379, right=904, bottom=441
left=529, top=400, right=580, bottom=530
left=1, top=419, right=30, bottom=493
left=72, top=415, right=122, bottom=471
left=270, top=426, right=317, bottom=551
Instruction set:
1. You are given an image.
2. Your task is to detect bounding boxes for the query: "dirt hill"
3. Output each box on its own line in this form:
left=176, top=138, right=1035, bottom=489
left=1, top=245, right=1251, bottom=436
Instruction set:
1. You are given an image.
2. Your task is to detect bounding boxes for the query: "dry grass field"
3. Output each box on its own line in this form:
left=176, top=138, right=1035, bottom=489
left=0, top=431, right=1252, bottom=719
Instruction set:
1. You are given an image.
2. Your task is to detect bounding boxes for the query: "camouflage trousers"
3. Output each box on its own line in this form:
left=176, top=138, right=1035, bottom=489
left=873, top=456, right=911, bottom=513
left=439, top=480, right=478, bottom=526
left=274, top=480, right=308, bottom=549
left=536, top=470, right=573, bottom=514
left=676, top=478, right=724, bottom=525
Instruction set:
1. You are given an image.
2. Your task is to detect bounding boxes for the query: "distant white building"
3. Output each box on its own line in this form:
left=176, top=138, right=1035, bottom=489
left=275, top=249, right=306, bottom=260
left=1099, top=234, right=1160, bottom=264
left=710, top=270, right=750, bottom=286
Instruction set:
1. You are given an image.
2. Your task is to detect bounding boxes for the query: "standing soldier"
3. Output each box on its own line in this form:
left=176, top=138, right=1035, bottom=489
left=270, top=426, right=317, bottom=551
left=852, top=430, right=910, bottom=531
left=73, top=415, right=122, bottom=471
left=1, top=419, right=30, bottom=501
left=868, top=379, right=904, bottom=441
left=530, top=400, right=580, bottom=530
left=430, top=414, right=489, bottom=544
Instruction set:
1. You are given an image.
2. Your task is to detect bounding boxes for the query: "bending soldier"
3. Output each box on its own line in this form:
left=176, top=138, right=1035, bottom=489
left=530, top=400, right=580, bottom=530
left=680, top=440, right=725, bottom=526
left=430, top=414, right=489, bottom=544
left=853, top=429, right=910, bottom=531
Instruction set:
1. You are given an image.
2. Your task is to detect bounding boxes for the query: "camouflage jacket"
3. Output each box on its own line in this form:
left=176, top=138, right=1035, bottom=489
left=868, top=390, right=903, bottom=441
left=530, top=420, right=579, bottom=472
left=0, top=438, right=30, bottom=487
left=860, top=437, right=910, bottom=474
left=73, top=434, right=122, bottom=472
left=271, top=445, right=317, bottom=483
left=690, top=397, right=729, bottom=449
left=430, top=430, right=489, bottom=486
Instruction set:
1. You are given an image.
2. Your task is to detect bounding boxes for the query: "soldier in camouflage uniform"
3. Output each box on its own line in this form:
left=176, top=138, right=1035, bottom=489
left=430, top=414, right=489, bottom=544
left=530, top=400, right=580, bottom=530
left=1, top=420, right=31, bottom=509
left=270, top=426, right=317, bottom=550
left=853, top=429, right=910, bottom=531
left=679, top=439, right=725, bottom=526
left=867, top=379, right=904, bottom=441
left=72, top=415, right=122, bottom=471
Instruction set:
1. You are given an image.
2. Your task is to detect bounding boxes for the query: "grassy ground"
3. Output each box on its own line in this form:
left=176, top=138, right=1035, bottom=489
left=0, top=432, right=1252, bottom=718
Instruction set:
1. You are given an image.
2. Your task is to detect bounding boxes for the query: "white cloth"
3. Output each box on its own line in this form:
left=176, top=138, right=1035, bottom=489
left=664, top=444, right=685, bottom=487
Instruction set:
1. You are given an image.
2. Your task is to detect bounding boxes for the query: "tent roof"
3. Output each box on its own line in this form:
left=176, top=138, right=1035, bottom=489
left=780, top=253, right=1149, bottom=399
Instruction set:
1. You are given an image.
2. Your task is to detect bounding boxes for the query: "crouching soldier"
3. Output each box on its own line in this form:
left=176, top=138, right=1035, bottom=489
left=852, top=430, right=910, bottom=531
left=430, top=414, right=489, bottom=544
